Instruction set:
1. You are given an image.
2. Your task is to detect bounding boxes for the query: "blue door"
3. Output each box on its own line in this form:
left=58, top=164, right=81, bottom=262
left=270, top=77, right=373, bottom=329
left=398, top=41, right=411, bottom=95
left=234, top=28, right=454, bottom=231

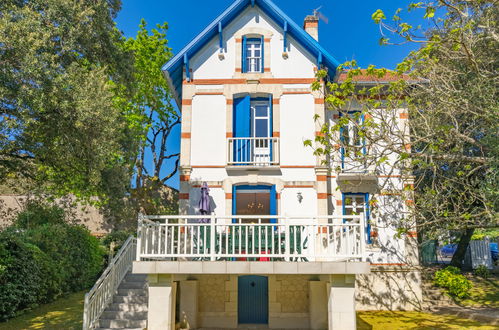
left=238, top=276, right=268, bottom=324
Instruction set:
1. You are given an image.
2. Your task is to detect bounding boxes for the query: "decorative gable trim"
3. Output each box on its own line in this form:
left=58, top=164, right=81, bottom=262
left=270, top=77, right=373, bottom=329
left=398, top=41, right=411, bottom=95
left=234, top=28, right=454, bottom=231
left=163, top=0, right=340, bottom=107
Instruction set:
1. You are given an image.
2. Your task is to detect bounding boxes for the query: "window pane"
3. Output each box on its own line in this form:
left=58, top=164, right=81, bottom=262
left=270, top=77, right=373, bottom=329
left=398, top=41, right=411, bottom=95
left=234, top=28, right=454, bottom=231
left=255, top=119, right=268, bottom=137
left=254, top=50, right=261, bottom=57
left=255, top=105, right=267, bottom=117
left=342, top=127, right=350, bottom=145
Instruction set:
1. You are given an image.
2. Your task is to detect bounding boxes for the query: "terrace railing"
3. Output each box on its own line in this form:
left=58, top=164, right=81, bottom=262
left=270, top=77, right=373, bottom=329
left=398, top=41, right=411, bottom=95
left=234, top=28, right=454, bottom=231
left=136, top=215, right=365, bottom=262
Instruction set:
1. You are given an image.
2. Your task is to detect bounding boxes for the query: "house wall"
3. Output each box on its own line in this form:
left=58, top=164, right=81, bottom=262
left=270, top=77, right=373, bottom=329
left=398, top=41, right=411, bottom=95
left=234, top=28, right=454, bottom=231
left=188, top=274, right=314, bottom=329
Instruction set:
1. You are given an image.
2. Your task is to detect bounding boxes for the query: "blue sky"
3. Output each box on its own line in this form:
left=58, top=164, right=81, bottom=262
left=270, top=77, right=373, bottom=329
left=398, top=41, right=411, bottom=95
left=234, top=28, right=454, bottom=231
left=116, top=0, right=422, bottom=189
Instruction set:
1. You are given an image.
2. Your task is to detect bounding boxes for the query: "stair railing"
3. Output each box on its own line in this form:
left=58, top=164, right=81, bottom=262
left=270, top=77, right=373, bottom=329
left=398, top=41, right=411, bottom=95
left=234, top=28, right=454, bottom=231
left=82, top=235, right=137, bottom=330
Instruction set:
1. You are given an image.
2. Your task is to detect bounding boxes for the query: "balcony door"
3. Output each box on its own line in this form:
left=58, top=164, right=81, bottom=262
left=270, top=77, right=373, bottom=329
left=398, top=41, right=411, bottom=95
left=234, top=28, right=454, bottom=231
left=233, top=95, right=273, bottom=165
left=232, top=185, right=277, bottom=223
left=252, top=100, right=271, bottom=164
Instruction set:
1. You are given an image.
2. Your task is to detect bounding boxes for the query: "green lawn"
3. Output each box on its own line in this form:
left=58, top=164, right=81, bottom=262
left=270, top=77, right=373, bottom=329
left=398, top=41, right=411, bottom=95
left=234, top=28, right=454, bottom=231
left=358, top=311, right=496, bottom=329
left=459, top=274, right=499, bottom=308
left=0, top=291, right=85, bottom=330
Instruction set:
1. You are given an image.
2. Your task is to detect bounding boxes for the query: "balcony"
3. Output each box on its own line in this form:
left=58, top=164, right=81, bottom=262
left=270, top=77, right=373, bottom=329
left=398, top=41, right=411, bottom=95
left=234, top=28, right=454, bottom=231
left=227, top=137, right=279, bottom=167
left=136, top=215, right=366, bottom=263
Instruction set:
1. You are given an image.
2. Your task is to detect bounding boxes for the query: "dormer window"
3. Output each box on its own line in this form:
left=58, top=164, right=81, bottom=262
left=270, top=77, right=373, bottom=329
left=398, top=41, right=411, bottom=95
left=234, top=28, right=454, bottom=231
left=242, top=36, right=264, bottom=73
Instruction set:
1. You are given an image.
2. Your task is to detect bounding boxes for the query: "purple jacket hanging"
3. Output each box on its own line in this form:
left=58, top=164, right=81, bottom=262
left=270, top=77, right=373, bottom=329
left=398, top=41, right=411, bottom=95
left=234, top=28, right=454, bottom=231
left=198, top=182, right=211, bottom=223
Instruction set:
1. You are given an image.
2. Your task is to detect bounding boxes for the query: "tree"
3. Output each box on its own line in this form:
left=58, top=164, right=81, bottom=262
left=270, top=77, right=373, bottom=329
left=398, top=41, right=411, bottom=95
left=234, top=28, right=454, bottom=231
left=116, top=20, right=179, bottom=214
left=0, top=0, right=136, bottom=205
left=310, top=0, right=498, bottom=267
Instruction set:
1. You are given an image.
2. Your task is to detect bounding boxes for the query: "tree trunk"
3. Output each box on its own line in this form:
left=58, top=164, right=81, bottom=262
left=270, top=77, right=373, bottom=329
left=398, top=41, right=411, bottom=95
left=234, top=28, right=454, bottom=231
left=450, top=228, right=475, bottom=269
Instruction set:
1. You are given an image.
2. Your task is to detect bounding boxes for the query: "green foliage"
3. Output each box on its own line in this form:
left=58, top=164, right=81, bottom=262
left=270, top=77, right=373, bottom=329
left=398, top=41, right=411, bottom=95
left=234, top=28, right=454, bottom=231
left=474, top=265, right=490, bottom=279
left=15, top=201, right=65, bottom=230
left=102, top=230, right=134, bottom=255
left=0, top=203, right=105, bottom=320
left=434, top=266, right=472, bottom=299
left=26, top=224, right=105, bottom=292
left=0, top=0, right=136, bottom=206
left=0, top=229, right=60, bottom=321
left=471, top=229, right=499, bottom=240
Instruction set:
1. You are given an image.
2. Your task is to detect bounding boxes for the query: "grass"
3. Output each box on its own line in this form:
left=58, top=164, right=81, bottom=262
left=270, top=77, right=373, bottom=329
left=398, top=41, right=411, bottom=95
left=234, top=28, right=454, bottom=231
left=358, top=311, right=497, bottom=329
left=0, top=291, right=85, bottom=330
left=459, top=274, right=499, bottom=308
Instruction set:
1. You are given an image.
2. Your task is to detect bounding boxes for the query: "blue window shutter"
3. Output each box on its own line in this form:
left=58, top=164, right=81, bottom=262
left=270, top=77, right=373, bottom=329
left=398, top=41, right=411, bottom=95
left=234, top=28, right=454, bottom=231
left=260, top=35, right=265, bottom=73
left=365, top=193, right=371, bottom=244
left=269, top=94, right=273, bottom=162
left=232, top=185, right=237, bottom=222
left=270, top=185, right=277, bottom=223
left=242, top=36, right=247, bottom=73
left=233, top=95, right=251, bottom=163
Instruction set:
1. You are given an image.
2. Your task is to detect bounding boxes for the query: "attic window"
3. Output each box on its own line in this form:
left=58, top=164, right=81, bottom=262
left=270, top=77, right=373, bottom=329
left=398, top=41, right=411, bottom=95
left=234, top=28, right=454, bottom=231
left=242, top=36, right=264, bottom=73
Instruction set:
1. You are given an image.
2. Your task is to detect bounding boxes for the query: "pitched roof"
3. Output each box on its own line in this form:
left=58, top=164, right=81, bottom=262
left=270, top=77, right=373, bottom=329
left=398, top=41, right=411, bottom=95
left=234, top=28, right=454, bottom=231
left=162, top=0, right=340, bottom=106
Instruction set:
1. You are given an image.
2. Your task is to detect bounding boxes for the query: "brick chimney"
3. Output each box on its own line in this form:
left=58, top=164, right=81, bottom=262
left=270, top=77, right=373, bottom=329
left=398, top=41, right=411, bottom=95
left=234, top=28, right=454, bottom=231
left=303, top=15, right=319, bottom=41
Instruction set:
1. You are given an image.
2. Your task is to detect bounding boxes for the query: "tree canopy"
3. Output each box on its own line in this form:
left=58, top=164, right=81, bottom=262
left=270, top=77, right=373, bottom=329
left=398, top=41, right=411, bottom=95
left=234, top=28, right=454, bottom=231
left=310, top=0, right=498, bottom=266
left=0, top=0, right=137, bottom=204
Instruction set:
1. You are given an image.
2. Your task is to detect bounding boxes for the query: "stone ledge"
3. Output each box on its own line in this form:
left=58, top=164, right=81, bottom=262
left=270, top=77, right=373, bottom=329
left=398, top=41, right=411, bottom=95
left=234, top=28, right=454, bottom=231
left=133, top=261, right=370, bottom=275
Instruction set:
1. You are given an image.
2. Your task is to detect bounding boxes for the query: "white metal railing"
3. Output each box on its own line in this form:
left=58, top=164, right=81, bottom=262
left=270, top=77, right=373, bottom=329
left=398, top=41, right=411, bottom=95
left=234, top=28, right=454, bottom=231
left=83, top=236, right=136, bottom=330
left=136, top=215, right=366, bottom=262
left=228, top=137, right=279, bottom=166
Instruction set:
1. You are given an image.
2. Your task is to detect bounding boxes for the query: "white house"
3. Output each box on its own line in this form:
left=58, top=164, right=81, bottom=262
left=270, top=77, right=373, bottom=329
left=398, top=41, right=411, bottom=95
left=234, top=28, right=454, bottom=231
left=122, top=1, right=423, bottom=330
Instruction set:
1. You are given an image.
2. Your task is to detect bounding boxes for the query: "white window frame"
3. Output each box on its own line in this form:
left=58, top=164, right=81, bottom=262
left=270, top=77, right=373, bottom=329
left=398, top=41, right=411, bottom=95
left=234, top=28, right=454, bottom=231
left=245, top=39, right=262, bottom=73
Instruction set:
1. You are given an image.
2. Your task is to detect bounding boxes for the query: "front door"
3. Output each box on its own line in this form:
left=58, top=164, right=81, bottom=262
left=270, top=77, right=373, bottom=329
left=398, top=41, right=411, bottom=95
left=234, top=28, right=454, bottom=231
left=233, top=185, right=277, bottom=223
left=238, top=275, right=268, bottom=324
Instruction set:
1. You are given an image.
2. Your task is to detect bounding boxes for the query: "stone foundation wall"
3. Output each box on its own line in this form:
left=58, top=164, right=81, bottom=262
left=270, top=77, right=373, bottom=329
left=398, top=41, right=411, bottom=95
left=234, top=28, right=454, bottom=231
left=356, top=267, right=423, bottom=311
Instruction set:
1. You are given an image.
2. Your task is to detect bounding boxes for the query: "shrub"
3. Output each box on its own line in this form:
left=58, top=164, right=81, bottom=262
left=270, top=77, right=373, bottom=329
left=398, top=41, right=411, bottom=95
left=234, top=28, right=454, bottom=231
left=474, top=265, right=490, bottom=279
left=15, top=201, right=65, bottom=230
left=434, top=266, right=472, bottom=299
left=26, top=223, right=105, bottom=292
left=0, top=229, right=60, bottom=321
left=102, top=230, right=134, bottom=255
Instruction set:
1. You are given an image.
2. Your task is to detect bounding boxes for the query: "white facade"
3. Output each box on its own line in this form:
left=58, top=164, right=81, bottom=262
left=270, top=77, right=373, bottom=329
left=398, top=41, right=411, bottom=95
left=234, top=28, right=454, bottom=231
left=131, top=1, right=422, bottom=330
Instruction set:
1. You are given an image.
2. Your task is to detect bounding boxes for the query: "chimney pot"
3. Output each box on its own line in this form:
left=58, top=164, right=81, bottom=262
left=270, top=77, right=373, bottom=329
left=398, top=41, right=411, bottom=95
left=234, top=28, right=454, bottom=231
left=303, top=15, right=319, bottom=41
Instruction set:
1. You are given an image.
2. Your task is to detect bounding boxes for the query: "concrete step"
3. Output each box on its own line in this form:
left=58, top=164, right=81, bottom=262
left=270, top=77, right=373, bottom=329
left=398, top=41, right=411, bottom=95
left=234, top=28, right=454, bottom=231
left=117, top=289, right=147, bottom=297
left=119, top=281, right=147, bottom=289
left=98, top=319, right=147, bottom=329
left=113, top=295, right=148, bottom=304
left=101, top=310, right=147, bottom=320
left=107, top=303, right=148, bottom=312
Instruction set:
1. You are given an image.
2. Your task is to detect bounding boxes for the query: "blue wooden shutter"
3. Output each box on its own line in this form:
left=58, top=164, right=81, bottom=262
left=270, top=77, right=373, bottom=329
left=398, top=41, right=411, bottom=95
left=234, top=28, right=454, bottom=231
left=365, top=193, right=371, bottom=244
left=232, top=185, right=237, bottom=222
left=242, top=36, right=247, bottom=73
left=233, top=95, right=251, bottom=163
left=270, top=185, right=277, bottom=223
left=260, top=35, right=264, bottom=73
left=268, top=94, right=273, bottom=162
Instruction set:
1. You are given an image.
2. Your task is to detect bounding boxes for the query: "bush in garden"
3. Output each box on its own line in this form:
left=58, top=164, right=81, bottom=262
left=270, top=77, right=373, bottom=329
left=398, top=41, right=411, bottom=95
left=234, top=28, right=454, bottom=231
left=433, top=266, right=472, bottom=299
left=474, top=265, right=490, bottom=279
left=26, top=223, right=105, bottom=292
left=15, top=201, right=65, bottom=230
left=0, top=203, right=106, bottom=321
left=101, top=230, right=134, bottom=256
left=0, top=229, right=60, bottom=321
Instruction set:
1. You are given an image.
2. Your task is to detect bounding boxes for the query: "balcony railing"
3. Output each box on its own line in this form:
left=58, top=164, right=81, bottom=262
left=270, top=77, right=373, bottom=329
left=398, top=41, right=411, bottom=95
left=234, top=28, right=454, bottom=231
left=136, top=215, right=365, bottom=262
left=227, top=137, right=279, bottom=166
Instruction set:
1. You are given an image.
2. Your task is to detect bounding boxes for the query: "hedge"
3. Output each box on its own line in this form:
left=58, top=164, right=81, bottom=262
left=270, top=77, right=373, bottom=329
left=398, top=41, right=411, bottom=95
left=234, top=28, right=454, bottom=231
left=0, top=203, right=105, bottom=321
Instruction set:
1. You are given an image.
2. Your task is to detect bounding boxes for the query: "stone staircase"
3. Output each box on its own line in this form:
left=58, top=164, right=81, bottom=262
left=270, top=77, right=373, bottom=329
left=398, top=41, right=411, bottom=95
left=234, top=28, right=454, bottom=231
left=421, top=271, right=454, bottom=310
left=96, top=273, right=148, bottom=330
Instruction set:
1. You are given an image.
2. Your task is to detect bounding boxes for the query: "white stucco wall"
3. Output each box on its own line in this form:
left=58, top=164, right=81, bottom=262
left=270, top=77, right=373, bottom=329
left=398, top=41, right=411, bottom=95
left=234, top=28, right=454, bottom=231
left=190, top=6, right=316, bottom=79
left=280, top=94, right=316, bottom=166
left=190, top=95, right=227, bottom=166
left=280, top=188, right=317, bottom=217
